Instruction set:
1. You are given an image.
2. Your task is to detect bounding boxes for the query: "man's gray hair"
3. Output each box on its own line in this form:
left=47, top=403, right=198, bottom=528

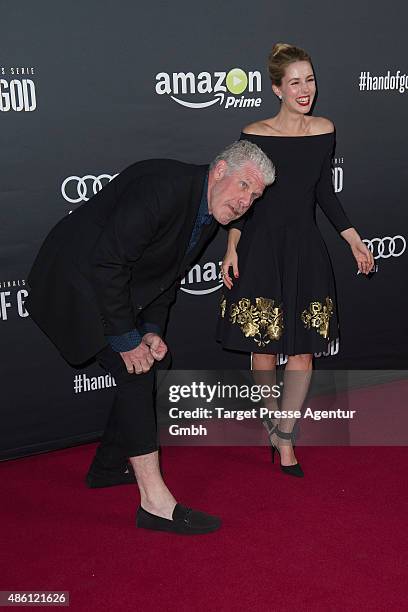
left=210, top=140, right=276, bottom=186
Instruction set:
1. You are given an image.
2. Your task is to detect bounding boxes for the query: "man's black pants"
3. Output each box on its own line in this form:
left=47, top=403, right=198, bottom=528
left=93, top=345, right=169, bottom=467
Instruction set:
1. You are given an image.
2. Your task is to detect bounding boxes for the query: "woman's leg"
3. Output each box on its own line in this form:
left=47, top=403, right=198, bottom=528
left=252, top=354, right=278, bottom=405
left=252, top=352, right=279, bottom=435
left=276, top=353, right=313, bottom=465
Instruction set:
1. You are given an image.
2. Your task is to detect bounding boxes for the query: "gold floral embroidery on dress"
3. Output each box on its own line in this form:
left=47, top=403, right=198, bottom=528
left=220, top=295, right=226, bottom=318
left=229, top=297, right=283, bottom=347
left=301, top=297, right=333, bottom=338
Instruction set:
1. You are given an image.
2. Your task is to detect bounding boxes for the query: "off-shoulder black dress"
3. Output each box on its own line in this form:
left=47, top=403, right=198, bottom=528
left=217, top=132, right=352, bottom=355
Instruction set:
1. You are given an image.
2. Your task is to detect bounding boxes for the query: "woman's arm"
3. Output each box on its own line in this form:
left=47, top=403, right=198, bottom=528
left=316, top=135, right=374, bottom=274
left=315, top=140, right=353, bottom=234
left=227, top=227, right=241, bottom=251
left=221, top=228, right=241, bottom=289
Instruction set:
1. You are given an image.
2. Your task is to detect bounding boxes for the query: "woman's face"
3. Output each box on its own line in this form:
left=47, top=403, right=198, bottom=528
left=273, top=61, right=316, bottom=114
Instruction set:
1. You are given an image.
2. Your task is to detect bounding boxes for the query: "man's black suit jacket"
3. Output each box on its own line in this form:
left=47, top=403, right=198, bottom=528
left=26, top=159, right=218, bottom=365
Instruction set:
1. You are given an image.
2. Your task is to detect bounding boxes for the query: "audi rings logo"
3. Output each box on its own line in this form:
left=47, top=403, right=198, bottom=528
left=363, top=235, right=406, bottom=259
left=61, top=174, right=118, bottom=204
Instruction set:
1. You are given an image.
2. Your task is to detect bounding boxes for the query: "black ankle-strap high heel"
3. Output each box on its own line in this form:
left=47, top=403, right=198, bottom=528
left=262, top=418, right=304, bottom=478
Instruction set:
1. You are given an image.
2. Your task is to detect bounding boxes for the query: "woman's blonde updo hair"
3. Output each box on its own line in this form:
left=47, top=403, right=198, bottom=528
left=268, top=43, right=312, bottom=86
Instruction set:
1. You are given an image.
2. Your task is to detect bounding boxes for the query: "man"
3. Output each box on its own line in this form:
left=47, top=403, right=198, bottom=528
left=26, top=140, right=275, bottom=535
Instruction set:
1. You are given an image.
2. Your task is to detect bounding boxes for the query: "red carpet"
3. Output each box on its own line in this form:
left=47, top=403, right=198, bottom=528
left=1, top=445, right=406, bottom=611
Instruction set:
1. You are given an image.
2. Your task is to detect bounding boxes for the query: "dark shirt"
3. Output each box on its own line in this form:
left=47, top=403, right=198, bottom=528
left=186, top=174, right=212, bottom=252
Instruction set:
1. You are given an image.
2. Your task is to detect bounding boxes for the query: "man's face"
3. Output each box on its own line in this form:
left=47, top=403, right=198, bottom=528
left=208, top=161, right=266, bottom=225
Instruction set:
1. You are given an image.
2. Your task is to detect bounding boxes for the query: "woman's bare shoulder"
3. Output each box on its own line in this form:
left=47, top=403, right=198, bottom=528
left=241, top=120, right=275, bottom=135
left=308, top=116, right=335, bottom=135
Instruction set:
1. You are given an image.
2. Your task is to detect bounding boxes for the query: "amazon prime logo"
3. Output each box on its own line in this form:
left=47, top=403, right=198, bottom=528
left=363, top=235, right=406, bottom=259
left=181, top=261, right=223, bottom=295
left=155, top=68, right=262, bottom=110
left=61, top=173, right=118, bottom=204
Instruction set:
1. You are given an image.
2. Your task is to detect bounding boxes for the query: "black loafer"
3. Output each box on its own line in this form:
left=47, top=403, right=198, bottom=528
left=136, top=503, right=221, bottom=535
left=86, top=461, right=137, bottom=488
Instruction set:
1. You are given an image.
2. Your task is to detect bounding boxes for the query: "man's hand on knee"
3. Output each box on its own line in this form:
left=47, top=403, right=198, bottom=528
left=142, top=333, right=168, bottom=361
left=120, top=341, right=155, bottom=374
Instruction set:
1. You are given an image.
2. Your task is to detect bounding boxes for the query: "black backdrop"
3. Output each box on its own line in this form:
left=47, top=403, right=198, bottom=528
left=1, top=1, right=407, bottom=458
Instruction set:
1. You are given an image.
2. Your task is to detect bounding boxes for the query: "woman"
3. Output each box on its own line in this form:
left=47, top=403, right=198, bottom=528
left=218, top=43, right=374, bottom=476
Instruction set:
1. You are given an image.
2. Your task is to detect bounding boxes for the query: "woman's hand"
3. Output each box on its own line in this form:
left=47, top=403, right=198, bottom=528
left=221, top=249, right=239, bottom=289
left=341, top=228, right=375, bottom=275
left=350, top=239, right=375, bottom=274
